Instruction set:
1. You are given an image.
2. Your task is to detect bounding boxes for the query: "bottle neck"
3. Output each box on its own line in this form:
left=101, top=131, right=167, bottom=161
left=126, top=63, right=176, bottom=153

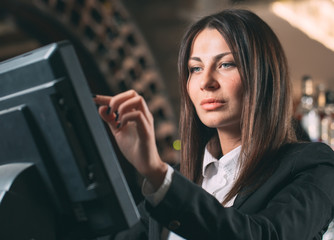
left=300, top=76, right=315, bottom=111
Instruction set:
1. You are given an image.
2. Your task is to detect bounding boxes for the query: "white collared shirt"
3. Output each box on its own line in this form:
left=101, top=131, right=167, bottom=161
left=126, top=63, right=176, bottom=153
left=201, top=145, right=241, bottom=206
left=143, top=145, right=242, bottom=240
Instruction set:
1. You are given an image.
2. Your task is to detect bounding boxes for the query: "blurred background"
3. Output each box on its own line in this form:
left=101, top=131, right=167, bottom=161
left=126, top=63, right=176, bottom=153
left=0, top=0, right=334, bottom=208
left=1, top=1, right=334, bottom=234
left=2, top=0, right=334, bottom=160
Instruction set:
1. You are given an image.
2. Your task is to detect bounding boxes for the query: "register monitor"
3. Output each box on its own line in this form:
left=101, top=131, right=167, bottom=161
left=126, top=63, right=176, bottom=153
left=0, top=41, right=139, bottom=239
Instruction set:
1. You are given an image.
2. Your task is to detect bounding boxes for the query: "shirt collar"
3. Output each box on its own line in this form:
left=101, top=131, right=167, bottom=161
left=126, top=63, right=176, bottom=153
left=202, top=145, right=241, bottom=178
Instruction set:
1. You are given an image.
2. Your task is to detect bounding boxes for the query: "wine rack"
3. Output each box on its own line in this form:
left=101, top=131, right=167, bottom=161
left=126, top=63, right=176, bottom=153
left=1, top=0, right=179, bottom=165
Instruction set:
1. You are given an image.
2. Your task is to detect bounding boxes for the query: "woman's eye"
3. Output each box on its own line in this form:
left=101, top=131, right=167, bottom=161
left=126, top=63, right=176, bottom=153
left=189, top=66, right=202, bottom=73
left=219, top=62, right=236, bottom=69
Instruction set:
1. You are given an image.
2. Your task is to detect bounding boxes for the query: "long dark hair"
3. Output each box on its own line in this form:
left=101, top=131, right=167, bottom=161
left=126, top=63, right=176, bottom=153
left=178, top=9, right=297, bottom=204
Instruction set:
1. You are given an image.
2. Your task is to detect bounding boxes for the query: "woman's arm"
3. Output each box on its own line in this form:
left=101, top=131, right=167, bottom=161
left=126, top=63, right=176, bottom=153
left=94, top=91, right=168, bottom=190
left=146, top=143, right=334, bottom=240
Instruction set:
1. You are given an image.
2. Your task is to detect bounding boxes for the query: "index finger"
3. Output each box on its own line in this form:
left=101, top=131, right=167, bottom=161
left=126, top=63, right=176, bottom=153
left=93, top=95, right=112, bottom=106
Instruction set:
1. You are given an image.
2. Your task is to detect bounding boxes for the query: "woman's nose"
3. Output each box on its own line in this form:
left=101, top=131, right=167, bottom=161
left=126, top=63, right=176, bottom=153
left=200, top=71, right=220, bottom=90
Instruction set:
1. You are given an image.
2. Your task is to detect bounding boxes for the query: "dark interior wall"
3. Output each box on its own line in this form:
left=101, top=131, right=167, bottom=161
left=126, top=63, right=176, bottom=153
left=122, top=0, right=196, bottom=120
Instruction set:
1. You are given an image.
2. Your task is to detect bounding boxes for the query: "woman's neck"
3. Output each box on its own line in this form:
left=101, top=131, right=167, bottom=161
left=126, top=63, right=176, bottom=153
left=217, top=129, right=242, bottom=156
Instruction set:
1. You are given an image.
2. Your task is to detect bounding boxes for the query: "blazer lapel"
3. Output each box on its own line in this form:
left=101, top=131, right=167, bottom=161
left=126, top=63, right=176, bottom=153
left=233, top=189, right=253, bottom=209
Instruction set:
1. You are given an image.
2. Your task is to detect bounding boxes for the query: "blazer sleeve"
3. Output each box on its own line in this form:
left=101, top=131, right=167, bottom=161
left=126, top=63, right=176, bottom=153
left=145, top=142, right=334, bottom=240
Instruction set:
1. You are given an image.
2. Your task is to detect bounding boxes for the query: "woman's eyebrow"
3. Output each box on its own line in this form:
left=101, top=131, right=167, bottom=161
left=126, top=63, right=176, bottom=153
left=189, top=56, right=202, bottom=62
left=213, top=52, right=232, bottom=61
left=189, top=52, right=232, bottom=62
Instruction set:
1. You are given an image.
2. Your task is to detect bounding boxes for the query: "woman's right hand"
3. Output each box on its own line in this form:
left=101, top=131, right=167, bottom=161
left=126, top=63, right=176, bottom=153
left=94, top=90, right=167, bottom=190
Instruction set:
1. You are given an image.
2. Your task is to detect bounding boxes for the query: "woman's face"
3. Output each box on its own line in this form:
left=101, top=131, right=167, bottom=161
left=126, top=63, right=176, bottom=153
left=187, top=28, right=243, bottom=135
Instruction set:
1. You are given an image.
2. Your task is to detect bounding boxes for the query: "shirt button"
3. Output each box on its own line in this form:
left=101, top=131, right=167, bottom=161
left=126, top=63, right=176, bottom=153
left=168, top=220, right=181, bottom=231
left=219, top=176, right=227, bottom=185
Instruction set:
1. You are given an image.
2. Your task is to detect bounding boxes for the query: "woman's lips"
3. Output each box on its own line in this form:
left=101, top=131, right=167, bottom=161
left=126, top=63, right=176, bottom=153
left=200, top=98, right=226, bottom=110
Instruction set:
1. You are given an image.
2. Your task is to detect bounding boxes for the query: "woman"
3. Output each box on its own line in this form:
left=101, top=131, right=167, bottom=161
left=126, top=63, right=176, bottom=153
left=94, top=9, right=334, bottom=239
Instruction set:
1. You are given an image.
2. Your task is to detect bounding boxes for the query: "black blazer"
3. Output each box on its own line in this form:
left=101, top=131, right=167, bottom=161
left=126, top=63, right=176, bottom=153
left=116, top=142, right=334, bottom=240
